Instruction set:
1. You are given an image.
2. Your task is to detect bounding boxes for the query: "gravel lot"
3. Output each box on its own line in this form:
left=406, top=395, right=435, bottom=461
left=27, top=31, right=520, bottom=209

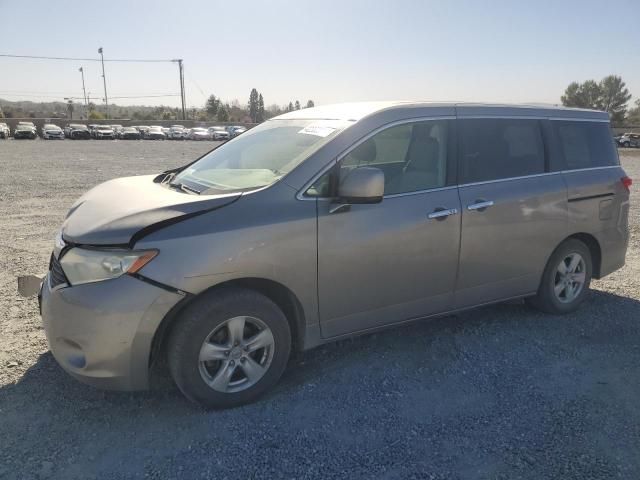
left=1, top=140, right=639, bottom=479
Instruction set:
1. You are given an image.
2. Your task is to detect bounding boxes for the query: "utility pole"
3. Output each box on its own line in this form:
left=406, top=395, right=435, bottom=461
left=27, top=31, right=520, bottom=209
left=78, top=67, right=88, bottom=117
left=175, top=59, right=187, bottom=120
left=98, top=47, right=109, bottom=119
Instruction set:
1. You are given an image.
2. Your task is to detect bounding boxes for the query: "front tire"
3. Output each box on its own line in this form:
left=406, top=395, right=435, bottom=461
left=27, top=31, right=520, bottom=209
left=168, top=288, right=291, bottom=409
left=527, top=239, right=592, bottom=314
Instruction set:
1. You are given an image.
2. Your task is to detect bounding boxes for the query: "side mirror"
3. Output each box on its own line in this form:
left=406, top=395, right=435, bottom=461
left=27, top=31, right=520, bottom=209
left=336, top=167, right=384, bottom=204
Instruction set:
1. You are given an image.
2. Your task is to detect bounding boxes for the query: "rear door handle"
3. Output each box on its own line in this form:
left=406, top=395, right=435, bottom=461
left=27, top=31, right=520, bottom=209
left=467, top=200, right=494, bottom=211
left=428, top=208, right=458, bottom=219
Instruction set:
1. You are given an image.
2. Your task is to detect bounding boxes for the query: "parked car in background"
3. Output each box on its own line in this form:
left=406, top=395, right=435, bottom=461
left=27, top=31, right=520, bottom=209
left=94, top=126, right=115, bottom=140
left=0, top=122, right=9, bottom=138
left=88, top=124, right=99, bottom=137
left=41, top=124, right=64, bottom=140
left=168, top=126, right=186, bottom=140
left=208, top=126, right=230, bottom=141
left=136, top=126, right=150, bottom=139
left=13, top=123, right=37, bottom=139
left=111, top=125, right=124, bottom=138
left=187, top=127, right=210, bottom=140
left=619, top=133, right=640, bottom=148
left=121, top=127, right=141, bottom=140
left=145, top=126, right=166, bottom=140
left=226, top=125, right=247, bottom=138
left=37, top=102, right=631, bottom=409
left=65, top=124, right=91, bottom=140
left=162, top=127, right=171, bottom=137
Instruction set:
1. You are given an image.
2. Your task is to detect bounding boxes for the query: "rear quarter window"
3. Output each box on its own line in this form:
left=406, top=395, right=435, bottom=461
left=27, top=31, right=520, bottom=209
left=552, top=121, right=618, bottom=170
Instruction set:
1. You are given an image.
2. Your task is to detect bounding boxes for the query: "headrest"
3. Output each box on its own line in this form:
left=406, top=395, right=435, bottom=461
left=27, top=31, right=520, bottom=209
left=351, top=139, right=377, bottom=164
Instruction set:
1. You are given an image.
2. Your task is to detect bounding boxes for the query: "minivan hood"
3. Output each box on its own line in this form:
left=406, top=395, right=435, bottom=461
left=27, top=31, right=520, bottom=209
left=61, top=175, right=240, bottom=246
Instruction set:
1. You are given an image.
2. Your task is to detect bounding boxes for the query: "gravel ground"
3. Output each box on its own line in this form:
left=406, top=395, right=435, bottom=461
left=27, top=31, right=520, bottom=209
left=1, top=140, right=639, bottom=480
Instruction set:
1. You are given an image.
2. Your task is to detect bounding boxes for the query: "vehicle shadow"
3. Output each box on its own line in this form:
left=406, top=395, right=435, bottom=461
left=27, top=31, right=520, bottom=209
left=3, top=289, right=639, bottom=409
left=2, top=289, right=640, bottom=478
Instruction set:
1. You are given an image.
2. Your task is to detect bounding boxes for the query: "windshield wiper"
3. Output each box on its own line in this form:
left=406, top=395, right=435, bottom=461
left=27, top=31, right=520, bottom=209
left=168, top=182, right=201, bottom=195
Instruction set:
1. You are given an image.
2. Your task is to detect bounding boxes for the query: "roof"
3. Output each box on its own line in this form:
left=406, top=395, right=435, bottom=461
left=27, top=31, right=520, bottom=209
left=273, top=101, right=609, bottom=122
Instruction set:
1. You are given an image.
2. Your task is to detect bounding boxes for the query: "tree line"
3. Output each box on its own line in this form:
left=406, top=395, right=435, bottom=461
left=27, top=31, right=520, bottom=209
left=561, top=75, right=639, bottom=126
left=203, top=89, right=315, bottom=123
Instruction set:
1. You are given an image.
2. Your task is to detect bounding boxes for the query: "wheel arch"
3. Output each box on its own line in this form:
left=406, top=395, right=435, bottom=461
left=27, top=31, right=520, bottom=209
left=149, top=277, right=307, bottom=369
left=562, top=232, right=602, bottom=278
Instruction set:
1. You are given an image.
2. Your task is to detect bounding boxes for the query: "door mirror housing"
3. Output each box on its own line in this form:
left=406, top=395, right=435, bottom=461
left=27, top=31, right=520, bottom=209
left=337, top=167, right=384, bottom=204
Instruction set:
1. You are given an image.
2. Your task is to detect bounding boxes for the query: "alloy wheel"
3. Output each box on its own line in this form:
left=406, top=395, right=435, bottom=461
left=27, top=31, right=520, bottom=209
left=553, top=253, right=586, bottom=304
left=198, top=316, right=275, bottom=393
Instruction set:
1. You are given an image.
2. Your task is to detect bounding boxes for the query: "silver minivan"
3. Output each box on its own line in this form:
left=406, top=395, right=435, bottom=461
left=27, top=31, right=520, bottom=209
left=40, top=102, right=631, bottom=408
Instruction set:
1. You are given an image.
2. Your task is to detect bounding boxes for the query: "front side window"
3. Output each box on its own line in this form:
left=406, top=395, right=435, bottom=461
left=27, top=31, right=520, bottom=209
left=460, top=119, right=545, bottom=183
left=552, top=121, right=618, bottom=170
left=174, top=119, right=351, bottom=195
left=338, top=120, right=449, bottom=196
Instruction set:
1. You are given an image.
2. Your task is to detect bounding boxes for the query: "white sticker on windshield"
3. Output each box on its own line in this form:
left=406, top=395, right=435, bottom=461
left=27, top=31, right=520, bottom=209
left=298, top=121, right=339, bottom=138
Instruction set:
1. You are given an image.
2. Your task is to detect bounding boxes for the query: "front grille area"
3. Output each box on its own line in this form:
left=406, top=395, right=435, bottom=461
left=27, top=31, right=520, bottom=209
left=49, top=253, right=68, bottom=288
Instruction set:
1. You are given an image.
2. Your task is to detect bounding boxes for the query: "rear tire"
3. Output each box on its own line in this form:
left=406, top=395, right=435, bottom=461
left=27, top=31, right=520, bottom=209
left=527, top=239, right=592, bottom=314
left=168, top=288, right=291, bottom=409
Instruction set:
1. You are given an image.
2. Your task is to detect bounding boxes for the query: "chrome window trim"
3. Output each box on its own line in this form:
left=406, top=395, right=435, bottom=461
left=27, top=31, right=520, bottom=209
left=549, top=117, right=610, bottom=123
left=296, top=116, right=455, bottom=201
left=384, top=185, right=457, bottom=198
left=458, top=165, right=620, bottom=189
left=458, top=171, right=562, bottom=188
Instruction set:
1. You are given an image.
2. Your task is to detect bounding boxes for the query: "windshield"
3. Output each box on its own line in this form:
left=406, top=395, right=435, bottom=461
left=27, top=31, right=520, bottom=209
left=173, top=119, right=351, bottom=194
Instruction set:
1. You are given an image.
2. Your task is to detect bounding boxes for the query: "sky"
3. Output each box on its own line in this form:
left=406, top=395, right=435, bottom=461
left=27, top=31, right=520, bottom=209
left=1, top=0, right=639, bottom=110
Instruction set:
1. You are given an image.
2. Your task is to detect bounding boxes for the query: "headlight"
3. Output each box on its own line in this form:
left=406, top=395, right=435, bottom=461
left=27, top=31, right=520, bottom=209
left=59, top=248, right=158, bottom=285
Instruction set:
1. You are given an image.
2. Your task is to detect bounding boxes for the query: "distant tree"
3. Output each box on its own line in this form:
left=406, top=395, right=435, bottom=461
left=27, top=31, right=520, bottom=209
left=599, top=75, right=632, bottom=125
left=561, top=75, right=632, bottom=125
left=88, top=102, right=96, bottom=113
left=295, top=100, right=301, bottom=110
left=627, top=99, right=640, bottom=125
left=257, top=94, right=265, bottom=122
left=306, top=100, right=315, bottom=108
left=217, top=103, right=229, bottom=122
left=288, top=101, right=294, bottom=112
left=89, top=111, right=105, bottom=120
left=561, top=80, right=601, bottom=109
left=248, top=88, right=260, bottom=122
left=205, top=94, right=220, bottom=118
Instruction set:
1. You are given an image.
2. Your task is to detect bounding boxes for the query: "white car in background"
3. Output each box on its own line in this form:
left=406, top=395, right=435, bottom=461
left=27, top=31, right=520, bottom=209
left=208, top=126, right=230, bottom=141
left=187, top=127, right=210, bottom=141
left=168, top=126, right=186, bottom=140
left=41, top=124, right=64, bottom=140
left=226, top=125, right=247, bottom=138
left=94, top=126, right=115, bottom=140
left=0, top=122, right=9, bottom=138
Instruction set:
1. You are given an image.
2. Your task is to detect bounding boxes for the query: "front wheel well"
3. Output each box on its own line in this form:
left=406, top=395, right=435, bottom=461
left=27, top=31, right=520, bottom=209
left=150, top=278, right=306, bottom=369
left=566, top=233, right=602, bottom=278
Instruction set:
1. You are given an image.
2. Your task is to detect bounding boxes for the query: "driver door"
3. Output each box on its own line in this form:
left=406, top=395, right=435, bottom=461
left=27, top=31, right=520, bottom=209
left=315, top=119, right=461, bottom=338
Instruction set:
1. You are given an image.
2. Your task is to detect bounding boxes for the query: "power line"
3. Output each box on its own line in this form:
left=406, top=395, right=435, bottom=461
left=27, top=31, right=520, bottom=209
left=109, top=94, right=181, bottom=99
left=0, top=92, right=180, bottom=100
left=0, top=53, right=177, bottom=63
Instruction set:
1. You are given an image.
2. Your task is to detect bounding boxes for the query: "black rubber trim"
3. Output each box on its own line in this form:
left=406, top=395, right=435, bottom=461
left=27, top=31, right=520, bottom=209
left=568, top=192, right=614, bottom=203
left=129, top=272, right=192, bottom=296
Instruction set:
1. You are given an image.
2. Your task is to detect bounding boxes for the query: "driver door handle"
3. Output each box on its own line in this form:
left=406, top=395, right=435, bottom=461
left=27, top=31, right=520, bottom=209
left=428, top=208, right=458, bottom=219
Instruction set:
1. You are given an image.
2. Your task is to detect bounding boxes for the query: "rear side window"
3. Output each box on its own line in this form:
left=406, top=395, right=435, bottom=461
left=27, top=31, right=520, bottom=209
left=552, top=121, right=618, bottom=170
left=460, top=119, right=545, bottom=183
